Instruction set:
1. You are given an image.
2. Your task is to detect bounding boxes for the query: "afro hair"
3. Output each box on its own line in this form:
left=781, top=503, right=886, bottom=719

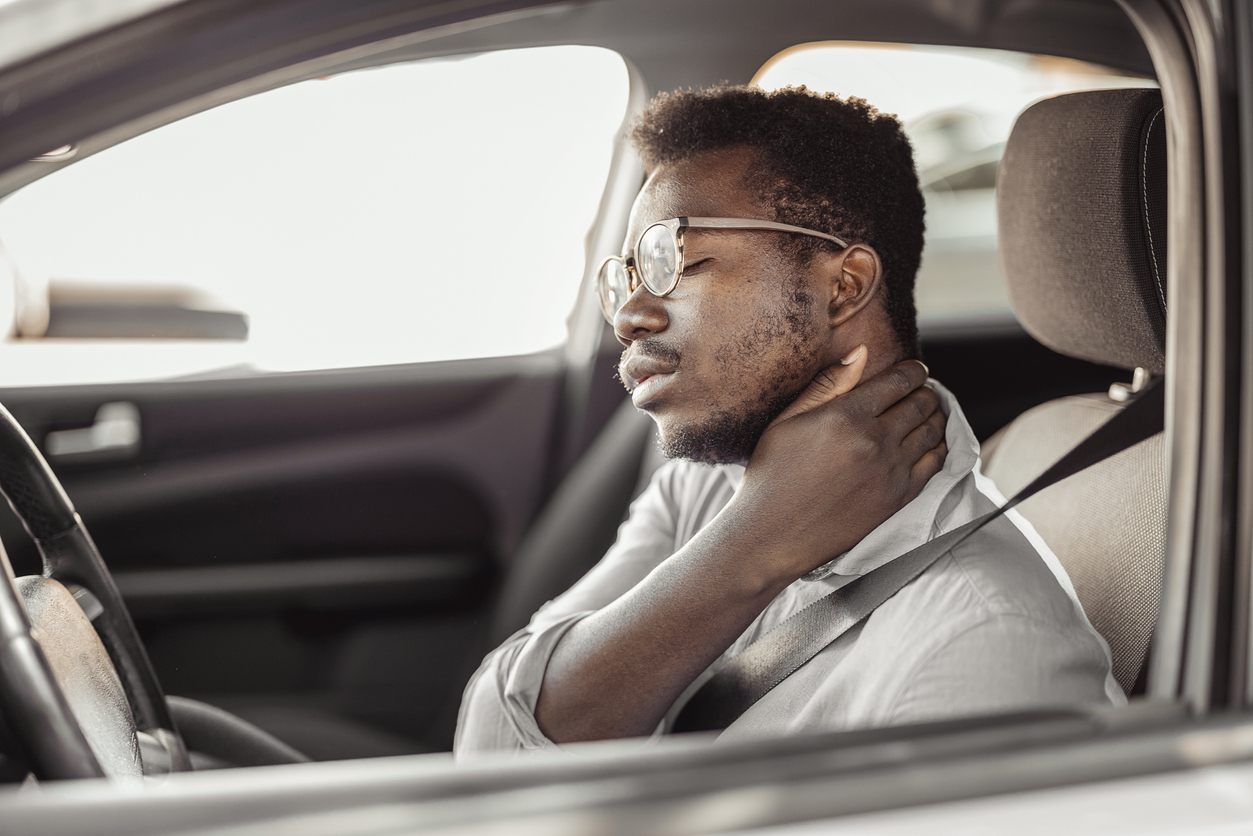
left=629, top=85, right=926, bottom=355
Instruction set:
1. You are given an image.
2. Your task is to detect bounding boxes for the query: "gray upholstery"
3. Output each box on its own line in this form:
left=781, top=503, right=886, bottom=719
left=990, top=88, right=1168, bottom=695
left=998, top=88, right=1166, bottom=373
left=491, top=398, right=655, bottom=644
left=981, top=396, right=1164, bottom=694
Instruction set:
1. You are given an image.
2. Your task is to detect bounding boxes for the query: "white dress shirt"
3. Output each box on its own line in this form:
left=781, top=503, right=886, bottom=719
left=455, top=381, right=1124, bottom=758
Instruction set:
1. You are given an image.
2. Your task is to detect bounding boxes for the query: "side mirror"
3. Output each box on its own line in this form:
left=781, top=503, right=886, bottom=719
left=1, top=237, right=247, bottom=341
left=36, top=281, right=248, bottom=341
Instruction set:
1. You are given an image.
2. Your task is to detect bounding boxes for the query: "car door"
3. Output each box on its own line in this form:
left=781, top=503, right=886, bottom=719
left=0, top=45, right=637, bottom=758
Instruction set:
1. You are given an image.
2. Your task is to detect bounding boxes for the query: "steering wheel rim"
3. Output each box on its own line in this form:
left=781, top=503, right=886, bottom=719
left=0, top=401, right=190, bottom=779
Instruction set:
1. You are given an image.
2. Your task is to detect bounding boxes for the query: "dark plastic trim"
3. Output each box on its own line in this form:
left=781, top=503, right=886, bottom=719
left=113, top=553, right=485, bottom=618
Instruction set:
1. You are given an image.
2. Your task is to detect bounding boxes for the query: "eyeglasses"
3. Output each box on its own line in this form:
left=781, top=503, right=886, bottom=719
left=596, top=216, right=848, bottom=323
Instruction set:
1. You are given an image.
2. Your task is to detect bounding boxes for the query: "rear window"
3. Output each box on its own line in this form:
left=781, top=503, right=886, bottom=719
left=753, top=43, right=1157, bottom=330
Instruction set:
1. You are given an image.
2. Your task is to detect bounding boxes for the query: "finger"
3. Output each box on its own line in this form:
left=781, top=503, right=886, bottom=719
left=900, top=408, right=946, bottom=461
left=841, top=359, right=931, bottom=418
left=879, top=385, right=941, bottom=440
left=909, top=440, right=948, bottom=494
left=770, top=344, right=868, bottom=426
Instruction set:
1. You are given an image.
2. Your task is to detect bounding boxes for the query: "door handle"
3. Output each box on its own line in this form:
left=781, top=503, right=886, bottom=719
left=45, top=402, right=141, bottom=461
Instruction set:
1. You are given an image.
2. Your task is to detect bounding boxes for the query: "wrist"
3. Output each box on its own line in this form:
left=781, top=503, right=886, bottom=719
left=696, top=492, right=823, bottom=596
left=723, top=482, right=862, bottom=581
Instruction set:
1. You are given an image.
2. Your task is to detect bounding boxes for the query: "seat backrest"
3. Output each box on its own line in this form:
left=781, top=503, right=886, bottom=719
left=981, top=396, right=1164, bottom=694
left=988, top=88, right=1167, bottom=695
left=490, top=399, right=658, bottom=644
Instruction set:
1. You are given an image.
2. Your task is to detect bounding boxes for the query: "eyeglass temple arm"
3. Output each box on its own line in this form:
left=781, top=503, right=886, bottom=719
left=682, top=217, right=848, bottom=248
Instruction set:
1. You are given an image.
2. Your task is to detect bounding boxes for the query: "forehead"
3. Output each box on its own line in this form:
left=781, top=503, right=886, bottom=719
left=626, top=147, right=768, bottom=242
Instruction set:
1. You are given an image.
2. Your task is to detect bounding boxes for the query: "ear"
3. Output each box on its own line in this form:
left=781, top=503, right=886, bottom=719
left=826, top=244, right=883, bottom=327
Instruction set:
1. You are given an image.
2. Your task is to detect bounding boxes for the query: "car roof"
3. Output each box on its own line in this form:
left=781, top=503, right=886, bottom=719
left=0, top=0, right=1154, bottom=84
left=0, top=0, right=1155, bottom=201
left=0, top=0, right=184, bottom=71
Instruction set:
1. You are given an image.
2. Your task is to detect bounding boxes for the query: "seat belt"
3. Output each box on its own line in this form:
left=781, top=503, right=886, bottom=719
left=672, top=378, right=1165, bottom=734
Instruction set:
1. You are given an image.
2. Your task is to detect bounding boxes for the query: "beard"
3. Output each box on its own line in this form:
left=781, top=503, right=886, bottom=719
left=658, top=386, right=802, bottom=465
left=629, top=277, right=824, bottom=466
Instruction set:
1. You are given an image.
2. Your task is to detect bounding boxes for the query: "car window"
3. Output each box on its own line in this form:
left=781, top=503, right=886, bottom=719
left=753, top=43, right=1157, bottom=329
left=0, top=46, right=629, bottom=386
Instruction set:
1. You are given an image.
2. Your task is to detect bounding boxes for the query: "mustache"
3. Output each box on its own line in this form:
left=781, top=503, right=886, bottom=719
left=619, top=339, right=681, bottom=374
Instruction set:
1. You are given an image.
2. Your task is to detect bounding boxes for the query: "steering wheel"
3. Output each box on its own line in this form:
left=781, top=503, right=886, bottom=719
left=0, top=402, right=191, bottom=780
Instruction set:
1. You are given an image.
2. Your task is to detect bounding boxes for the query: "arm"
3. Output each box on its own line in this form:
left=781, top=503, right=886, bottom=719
left=535, top=353, right=948, bottom=743
left=454, top=461, right=686, bottom=757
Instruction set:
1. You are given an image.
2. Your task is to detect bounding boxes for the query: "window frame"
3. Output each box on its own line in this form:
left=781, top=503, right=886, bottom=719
left=0, top=0, right=1246, bottom=827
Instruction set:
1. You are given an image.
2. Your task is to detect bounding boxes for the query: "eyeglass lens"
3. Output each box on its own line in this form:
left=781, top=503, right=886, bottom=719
left=637, top=224, right=679, bottom=294
left=596, top=222, right=683, bottom=322
left=597, top=258, right=631, bottom=321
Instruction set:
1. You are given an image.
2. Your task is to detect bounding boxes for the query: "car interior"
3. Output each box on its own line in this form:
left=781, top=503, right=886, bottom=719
left=0, top=0, right=1160, bottom=763
left=1, top=0, right=1243, bottom=830
left=982, top=86, right=1167, bottom=699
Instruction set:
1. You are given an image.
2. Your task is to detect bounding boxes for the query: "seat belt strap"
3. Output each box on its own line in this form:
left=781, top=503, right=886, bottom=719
left=672, top=378, right=1165, bottom=734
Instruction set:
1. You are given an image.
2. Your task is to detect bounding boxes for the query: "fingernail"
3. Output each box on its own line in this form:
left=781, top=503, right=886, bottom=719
left=919, top=361, right=930, bottom=376
left=841, top=345, right=865, bottom=365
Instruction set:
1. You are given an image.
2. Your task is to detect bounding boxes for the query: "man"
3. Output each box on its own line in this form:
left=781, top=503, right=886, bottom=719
left=455, top=86, right=1120, bottom=755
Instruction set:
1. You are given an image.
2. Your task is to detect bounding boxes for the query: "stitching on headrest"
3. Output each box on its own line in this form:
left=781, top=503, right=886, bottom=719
left=1143, top=106, right=1166, bottom=313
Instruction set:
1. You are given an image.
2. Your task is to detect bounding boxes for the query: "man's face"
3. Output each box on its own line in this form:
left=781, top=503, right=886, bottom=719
left=614, top=147, right=835, bottom=465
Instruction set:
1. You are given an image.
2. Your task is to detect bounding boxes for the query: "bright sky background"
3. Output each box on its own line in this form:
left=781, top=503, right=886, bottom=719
left=756, top=43, right=1156, bottom=321
left=0, top=46, right=628, bottom=385
left=755, top=42, right=1156, bottom=137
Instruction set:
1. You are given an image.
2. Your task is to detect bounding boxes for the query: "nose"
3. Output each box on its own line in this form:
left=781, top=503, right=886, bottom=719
left=613, top=284, right=669, bottom=346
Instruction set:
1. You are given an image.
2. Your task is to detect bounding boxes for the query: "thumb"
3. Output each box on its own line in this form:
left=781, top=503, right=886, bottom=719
left=769, top=345, right=868, bottom=427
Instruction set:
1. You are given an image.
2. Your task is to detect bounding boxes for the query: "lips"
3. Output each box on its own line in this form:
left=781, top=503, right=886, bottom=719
left=620, top=353, right=679, bottom=406
left=620, top=355, right=677, bottom=392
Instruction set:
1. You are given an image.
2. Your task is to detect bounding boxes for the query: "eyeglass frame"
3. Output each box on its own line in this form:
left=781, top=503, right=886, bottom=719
left=597, top=216, right=849, bottom=323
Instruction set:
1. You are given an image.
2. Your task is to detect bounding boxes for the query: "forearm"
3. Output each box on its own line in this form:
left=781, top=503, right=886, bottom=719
left=534, top=507, right=798, bottom=743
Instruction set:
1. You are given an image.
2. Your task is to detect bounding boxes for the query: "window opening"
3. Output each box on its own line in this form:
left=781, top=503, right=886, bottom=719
left=753, top=43, right=1157, bottom=329
left=0, top=46, right=630, bottom=386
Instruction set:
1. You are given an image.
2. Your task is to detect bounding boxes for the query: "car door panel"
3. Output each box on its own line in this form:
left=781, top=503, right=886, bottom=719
left=0, top=351, right=565, bottom=753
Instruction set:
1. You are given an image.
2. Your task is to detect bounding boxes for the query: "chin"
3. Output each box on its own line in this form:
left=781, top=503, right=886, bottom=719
left=653, top=412, right=763, bottom=466
left=648, top=382, right=803, bottom=465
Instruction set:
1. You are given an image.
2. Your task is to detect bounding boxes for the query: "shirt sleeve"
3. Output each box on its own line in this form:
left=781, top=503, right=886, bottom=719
left=453, top=462, right=686, bottom=759
left=883, top=613, right=1116, bottom=726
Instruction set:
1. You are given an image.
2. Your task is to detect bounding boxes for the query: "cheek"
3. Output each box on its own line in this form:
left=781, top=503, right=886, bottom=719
left=704, top=293, right=824, bottom=399
left=667, top=256, right=826, bottom=391
left=679, top=270, right=783, bottom=334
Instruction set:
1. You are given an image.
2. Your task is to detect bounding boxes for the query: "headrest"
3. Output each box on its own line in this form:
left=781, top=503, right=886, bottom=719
left=997, top=88, right=1166, bottom=373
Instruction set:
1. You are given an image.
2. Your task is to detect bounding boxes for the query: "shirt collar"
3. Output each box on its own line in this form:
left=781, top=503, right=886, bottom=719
left=719, top=378, right=979, bottom=580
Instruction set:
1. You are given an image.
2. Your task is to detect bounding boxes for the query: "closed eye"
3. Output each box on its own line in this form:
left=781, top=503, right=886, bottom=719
left=682, top=257, right=712, bottom=274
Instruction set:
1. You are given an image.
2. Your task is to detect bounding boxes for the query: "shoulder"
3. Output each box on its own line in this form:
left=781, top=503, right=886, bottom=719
left=884, top=513, right=1103, bottom=647
left=947, top=513, right=1089, bottom=624
left=867, top=513, right=1072, bottom=620
left=858, top=514, right=1114, bottom=719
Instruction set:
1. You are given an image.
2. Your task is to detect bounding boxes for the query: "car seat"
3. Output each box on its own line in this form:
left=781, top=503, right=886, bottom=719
left=979, top=88, right=1167, bottom=696
left=491, top=398, right=658, bottom=644
left=493, top=87, right=1169, bottom=699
